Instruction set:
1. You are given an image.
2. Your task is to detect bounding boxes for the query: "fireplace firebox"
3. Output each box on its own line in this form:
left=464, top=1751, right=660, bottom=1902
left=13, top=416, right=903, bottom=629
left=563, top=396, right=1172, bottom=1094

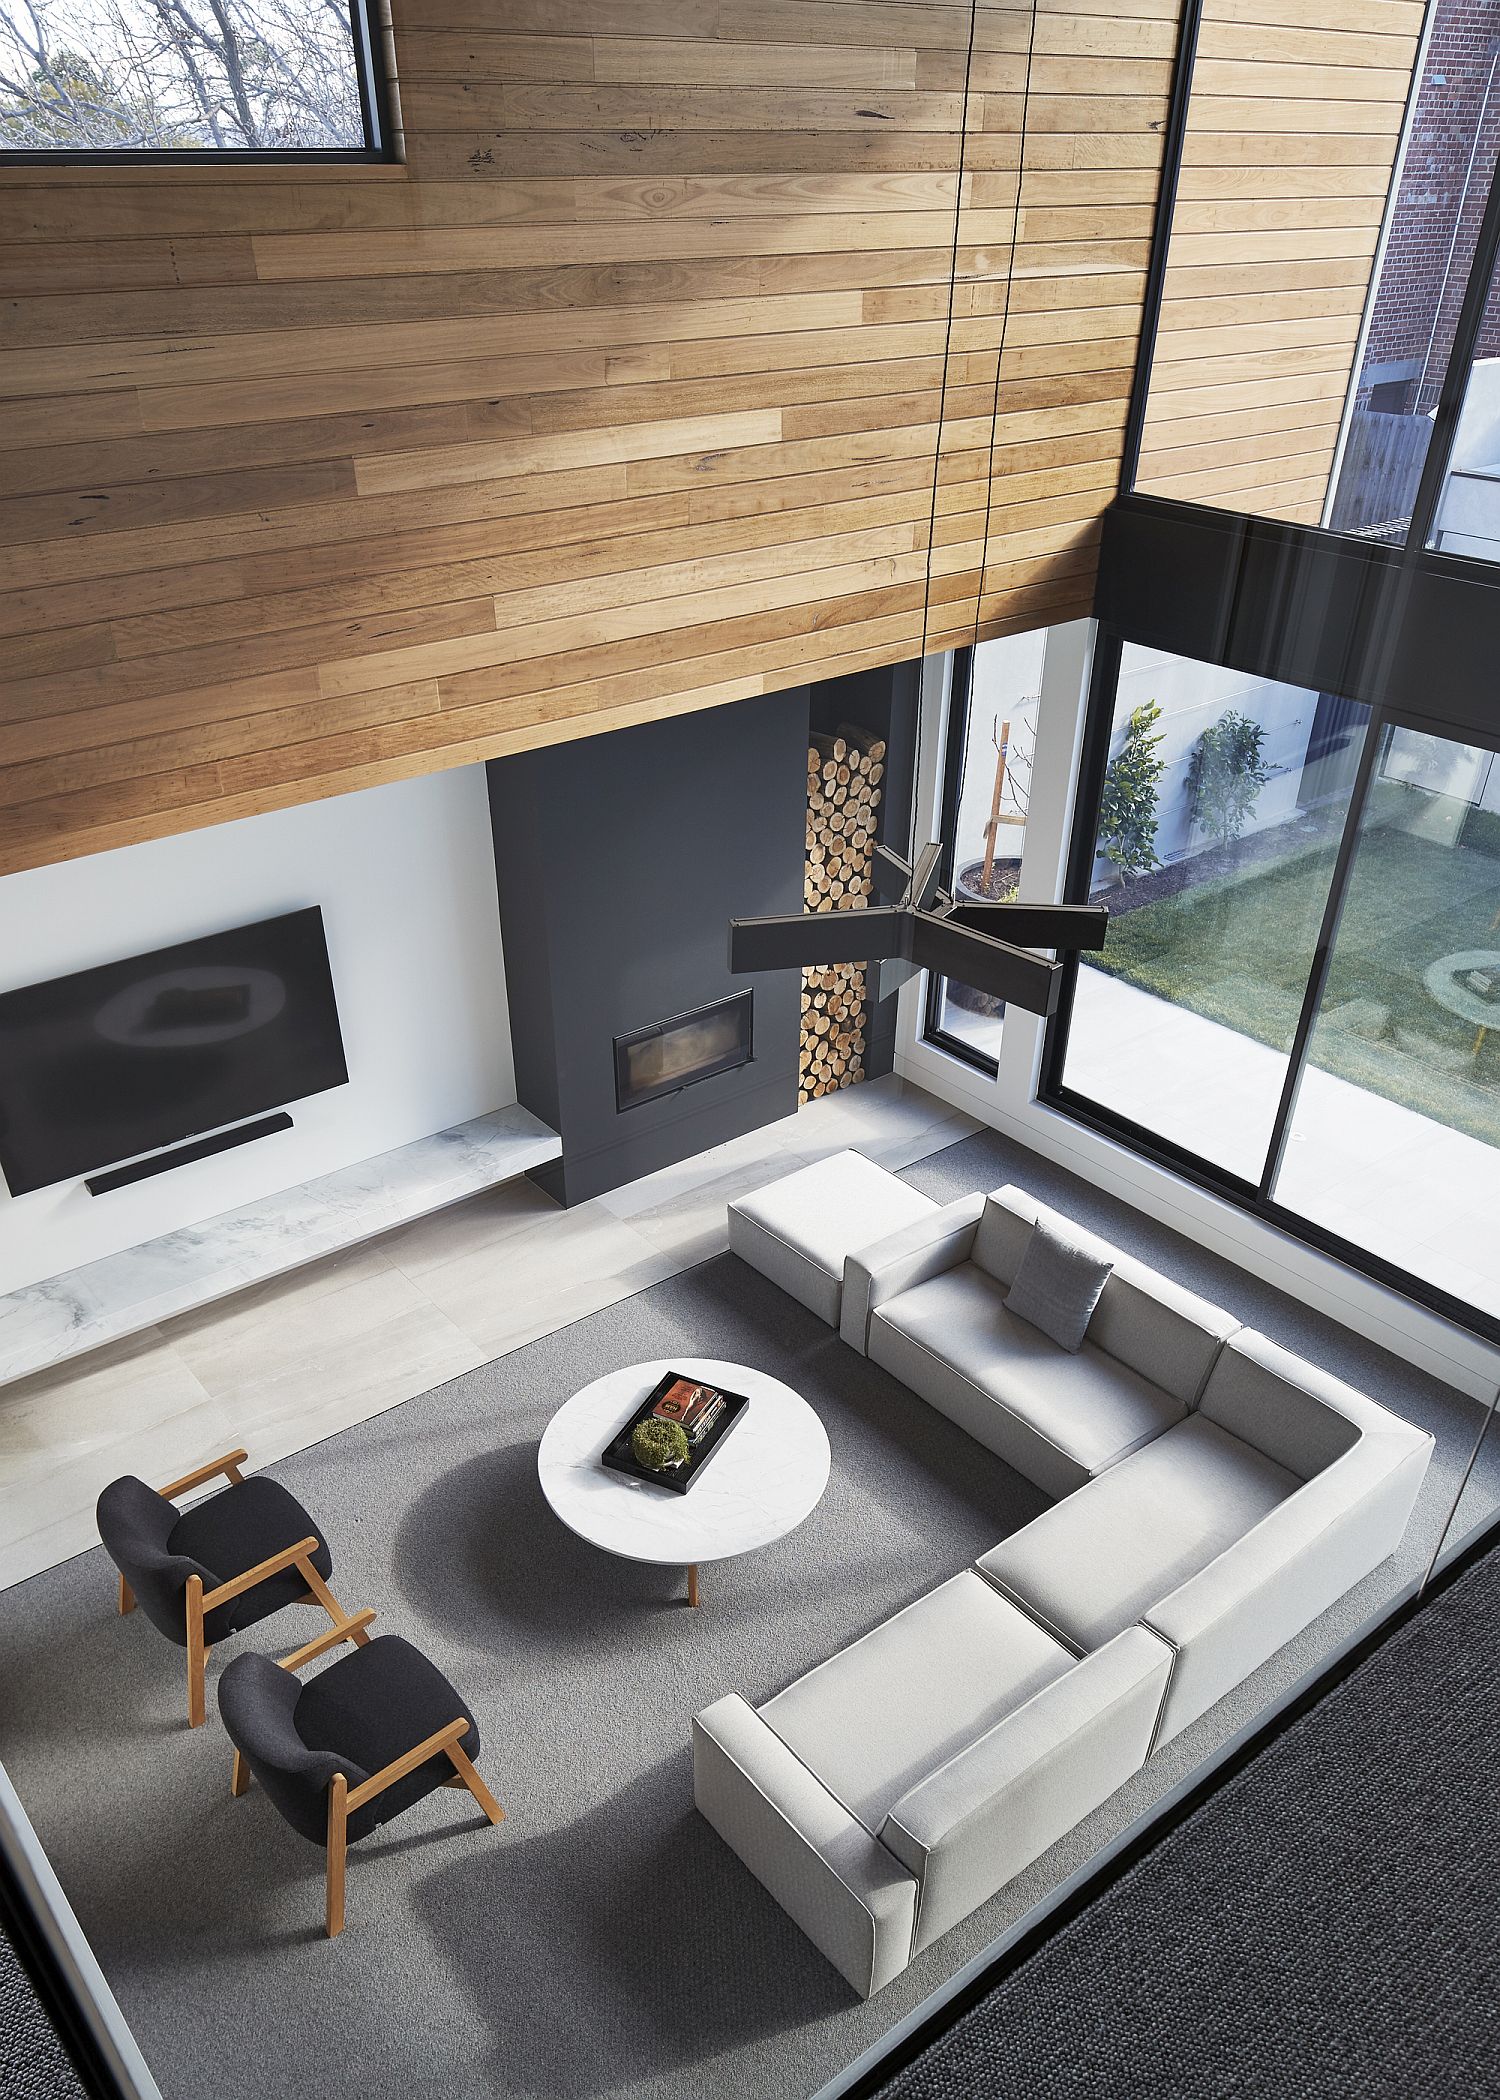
left=614, top=992, right=753, bottom=1113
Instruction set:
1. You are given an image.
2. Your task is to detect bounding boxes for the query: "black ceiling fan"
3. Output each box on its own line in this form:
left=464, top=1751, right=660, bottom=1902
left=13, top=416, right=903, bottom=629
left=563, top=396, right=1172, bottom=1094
left=729, top=841, right=1107, bottom=1020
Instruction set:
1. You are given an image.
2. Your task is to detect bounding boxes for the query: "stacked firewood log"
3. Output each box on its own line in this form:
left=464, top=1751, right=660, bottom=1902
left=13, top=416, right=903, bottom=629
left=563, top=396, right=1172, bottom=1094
left=800, top=726, right=886, bottom=1102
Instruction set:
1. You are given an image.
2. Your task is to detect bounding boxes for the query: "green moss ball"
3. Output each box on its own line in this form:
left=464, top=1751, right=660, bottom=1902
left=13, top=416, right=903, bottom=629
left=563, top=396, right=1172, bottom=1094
left=632, top=1417, right=691, bottom=1471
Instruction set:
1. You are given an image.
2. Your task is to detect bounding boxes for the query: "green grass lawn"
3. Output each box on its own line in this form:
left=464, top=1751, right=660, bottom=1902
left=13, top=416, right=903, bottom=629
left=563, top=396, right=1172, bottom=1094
left=1088, top=820, right=1500, bottom=1149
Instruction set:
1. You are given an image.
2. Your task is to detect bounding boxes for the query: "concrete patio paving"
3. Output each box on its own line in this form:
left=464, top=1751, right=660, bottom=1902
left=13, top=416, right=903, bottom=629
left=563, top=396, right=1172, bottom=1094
left=1064, top=970, right=1500, bottom=1322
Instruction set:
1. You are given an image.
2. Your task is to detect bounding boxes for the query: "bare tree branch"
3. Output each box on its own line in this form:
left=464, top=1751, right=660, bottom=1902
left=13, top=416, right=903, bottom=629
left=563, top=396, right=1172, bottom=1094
left=0, top=0, right=364, bottom=149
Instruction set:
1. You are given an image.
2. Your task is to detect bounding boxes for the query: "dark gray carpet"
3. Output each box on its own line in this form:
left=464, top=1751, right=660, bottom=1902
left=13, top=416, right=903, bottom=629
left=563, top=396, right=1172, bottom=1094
left=877, top=1533, right=1500, bottom=2100
left=0, top=1926, right=85, bottom=2100
left=0, top=1121, right=1488, bottom=2100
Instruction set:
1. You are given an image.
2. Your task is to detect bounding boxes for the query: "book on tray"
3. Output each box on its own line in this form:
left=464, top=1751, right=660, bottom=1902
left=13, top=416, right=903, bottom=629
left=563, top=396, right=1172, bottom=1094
left=651, top=1376, right=728, bottom=1444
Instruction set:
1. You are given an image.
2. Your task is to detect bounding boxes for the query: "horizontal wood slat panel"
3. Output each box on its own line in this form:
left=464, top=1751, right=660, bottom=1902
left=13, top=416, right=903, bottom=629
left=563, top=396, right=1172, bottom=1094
left=1135, top=0, right=1419, bottom=518
left=0, top=0, right=1412, bottom=875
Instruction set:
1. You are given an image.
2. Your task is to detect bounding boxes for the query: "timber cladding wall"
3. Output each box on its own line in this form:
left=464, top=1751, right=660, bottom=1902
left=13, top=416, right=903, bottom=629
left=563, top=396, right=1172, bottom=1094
left=1134, top=0, right=1427, bottom=523
left=0, top=0, right=1180, bottom=878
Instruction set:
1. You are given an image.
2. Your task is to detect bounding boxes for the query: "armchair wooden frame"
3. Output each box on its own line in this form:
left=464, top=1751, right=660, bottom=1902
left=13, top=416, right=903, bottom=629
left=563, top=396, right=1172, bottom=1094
left=117, top=1447, right=359, bottom=1728
left=228, top=1610, right=505, bottom=1938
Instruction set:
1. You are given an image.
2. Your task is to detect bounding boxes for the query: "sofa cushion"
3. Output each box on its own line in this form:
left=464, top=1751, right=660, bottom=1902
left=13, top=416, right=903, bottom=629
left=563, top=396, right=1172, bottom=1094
left=1004, top=1217, right=1113, bottom=1352
left=977, top=1412, right=1300, bottom=1652
left=759, top=1570, right=1073, bottom=1834
left=1198, top=1329, right=1364, bottom=1480
left=728, top=1149, right=938, bottom=1327
left=973, top=1188, right=1238, bottom=1406
left=870, top=1262, right=1187, bottom=1498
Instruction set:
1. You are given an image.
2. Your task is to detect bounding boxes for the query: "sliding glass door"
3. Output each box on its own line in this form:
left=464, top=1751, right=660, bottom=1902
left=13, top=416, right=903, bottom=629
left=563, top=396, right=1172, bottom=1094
left=1274, top=726, right=1500, bottom=1322
left=1063, top=645, right=1369, bottom=1182
left=1048, top=647, right=1500, bottom=1337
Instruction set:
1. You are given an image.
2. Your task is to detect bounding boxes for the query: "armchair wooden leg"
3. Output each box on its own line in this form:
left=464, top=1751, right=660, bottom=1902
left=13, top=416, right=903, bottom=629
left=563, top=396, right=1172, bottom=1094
left=326, top=1774, right=348, bottom=1939
left=185, top=1576, right=207, bottom=1729
left=231, top=1750, right=251, bottom=1798
left=118, top=1573, right=135, bottom=1616
left=298, top=1559, right=367, bottom=1642
left=447, top=1739, right=504, bottom=1827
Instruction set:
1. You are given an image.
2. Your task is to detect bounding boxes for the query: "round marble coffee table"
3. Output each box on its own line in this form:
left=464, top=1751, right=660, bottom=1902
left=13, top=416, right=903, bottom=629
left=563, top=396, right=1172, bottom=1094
left=537, top=1357, right=830, bottom=1608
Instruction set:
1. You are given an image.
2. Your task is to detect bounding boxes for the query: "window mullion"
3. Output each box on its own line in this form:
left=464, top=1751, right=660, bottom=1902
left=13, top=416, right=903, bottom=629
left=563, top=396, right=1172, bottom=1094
left=1255, top=711, right=1387, bottom=1204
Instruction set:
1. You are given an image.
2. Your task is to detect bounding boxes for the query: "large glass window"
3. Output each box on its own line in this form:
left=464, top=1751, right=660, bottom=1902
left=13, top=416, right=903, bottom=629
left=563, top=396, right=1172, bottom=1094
left=1325, top=0, right=1500, bottom=541
left=1428, top=241, right=1500, bottom=560
left=1052, top=638, right=1500, bottom=1335
left=1064, top=647, right=1368, bottom=1181
left=0, top=0, right=385, bottom=154
left=925, top=633, right=1044, bottom=1073
left=1275, top=725, right=1500, bottom=1319
left=1130, top=0, right=1500, bottom=551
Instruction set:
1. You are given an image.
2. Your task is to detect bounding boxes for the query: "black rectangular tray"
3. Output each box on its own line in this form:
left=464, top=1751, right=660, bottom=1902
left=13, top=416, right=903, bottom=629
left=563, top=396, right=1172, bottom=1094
left=600, top=1372, right=749, bottom=1494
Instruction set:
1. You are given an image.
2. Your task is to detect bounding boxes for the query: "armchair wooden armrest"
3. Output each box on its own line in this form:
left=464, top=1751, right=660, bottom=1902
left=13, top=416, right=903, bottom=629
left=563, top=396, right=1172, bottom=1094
left=159, top=1448, right=249, bottom=1500
left=325, top=1714, right=503, bottom=1937
left=280, top=1609, right=377, bottom=1673
left=345, top=1719, right=471, bottom=1813
left=200, top=1535, right=321, bottom=1614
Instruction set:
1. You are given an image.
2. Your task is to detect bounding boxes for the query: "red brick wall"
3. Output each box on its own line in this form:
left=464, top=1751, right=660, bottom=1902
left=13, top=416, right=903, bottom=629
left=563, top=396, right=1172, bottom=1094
left=1360, top=0, right=1500, bottom=409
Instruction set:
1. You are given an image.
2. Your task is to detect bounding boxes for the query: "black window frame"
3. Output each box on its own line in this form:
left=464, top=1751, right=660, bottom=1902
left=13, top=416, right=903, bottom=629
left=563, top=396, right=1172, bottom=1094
left=0, top=0, right=396, bottom=164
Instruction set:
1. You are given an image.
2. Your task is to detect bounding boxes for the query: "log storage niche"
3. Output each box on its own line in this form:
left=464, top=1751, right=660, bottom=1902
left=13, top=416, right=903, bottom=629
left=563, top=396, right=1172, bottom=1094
left=800, top=726, right=884, bottom=1103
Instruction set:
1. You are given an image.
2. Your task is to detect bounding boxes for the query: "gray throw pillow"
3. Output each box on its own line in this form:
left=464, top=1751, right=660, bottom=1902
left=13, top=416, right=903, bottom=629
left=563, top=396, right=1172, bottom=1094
left=1003, top=1218, right=1113, bottom=1353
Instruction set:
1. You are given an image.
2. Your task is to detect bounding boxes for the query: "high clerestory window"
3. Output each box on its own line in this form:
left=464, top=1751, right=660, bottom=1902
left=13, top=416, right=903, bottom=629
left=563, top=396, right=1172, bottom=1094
left=1127, top=0, right=1500, bottom=567
left=0, top=0, right=389, bottom=157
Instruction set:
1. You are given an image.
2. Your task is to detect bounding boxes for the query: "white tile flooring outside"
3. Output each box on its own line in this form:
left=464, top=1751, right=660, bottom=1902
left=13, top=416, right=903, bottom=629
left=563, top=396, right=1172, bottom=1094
left=1066, top=970, right=1500, bottom=1322
left=0, top=1078, right=978, bottom=1593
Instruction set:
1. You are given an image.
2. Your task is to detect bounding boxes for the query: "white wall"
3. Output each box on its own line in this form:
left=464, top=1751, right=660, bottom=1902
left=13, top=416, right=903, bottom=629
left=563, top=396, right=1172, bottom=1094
left=897, top=628, right=1500, bottom=1404
left=0, top=766, right=513, bottom=1292
left=951, top=629, right=1045, bottom=880
left=1096, top=648, right=1318, bottom=882
left=1447, top=356, right=1500, bottom=473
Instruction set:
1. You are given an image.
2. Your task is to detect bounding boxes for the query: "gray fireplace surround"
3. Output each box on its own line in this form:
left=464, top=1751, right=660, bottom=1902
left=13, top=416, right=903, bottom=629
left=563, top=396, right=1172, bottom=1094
left=703, top=1152, right=1433, bottom=1996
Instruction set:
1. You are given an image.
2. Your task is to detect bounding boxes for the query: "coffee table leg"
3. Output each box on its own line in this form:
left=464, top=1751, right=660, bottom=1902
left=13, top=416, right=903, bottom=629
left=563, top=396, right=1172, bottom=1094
left=687, top=1564, right=700, bottom=1609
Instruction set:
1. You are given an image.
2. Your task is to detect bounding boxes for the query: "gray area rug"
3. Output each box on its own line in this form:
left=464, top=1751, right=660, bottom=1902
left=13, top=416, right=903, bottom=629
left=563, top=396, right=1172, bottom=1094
left=0, top=1123, right=1488, bottom=2100
left=876, top=1532, right=1500, bottom=2100
left=1, top=1255, right=1054, bottom=2100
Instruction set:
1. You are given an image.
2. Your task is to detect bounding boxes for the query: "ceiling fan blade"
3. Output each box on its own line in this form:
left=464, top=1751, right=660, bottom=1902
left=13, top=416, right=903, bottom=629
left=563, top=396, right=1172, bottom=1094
left=876, top=955, right=923, bottom=1001
left=910, top=911, right=1063, bottom=1017
left=871, top=843, right=915, bottom=903
left=729, top=907, right=908, bottom=973
left=909, top=842, right=945, bottom=914
left=944, top=901, right=1109, bottom=952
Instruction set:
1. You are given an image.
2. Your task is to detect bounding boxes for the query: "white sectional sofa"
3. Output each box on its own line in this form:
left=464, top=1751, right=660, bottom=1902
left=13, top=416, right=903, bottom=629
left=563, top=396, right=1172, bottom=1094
left=698, top=1156, right=1433, bottom=1997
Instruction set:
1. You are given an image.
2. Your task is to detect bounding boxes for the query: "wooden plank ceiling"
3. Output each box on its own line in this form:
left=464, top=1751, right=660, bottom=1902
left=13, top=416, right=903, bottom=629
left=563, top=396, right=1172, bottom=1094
left=0, top=0, right=1180, bottom=874
left=1135, top=0, right=1426, bottom=522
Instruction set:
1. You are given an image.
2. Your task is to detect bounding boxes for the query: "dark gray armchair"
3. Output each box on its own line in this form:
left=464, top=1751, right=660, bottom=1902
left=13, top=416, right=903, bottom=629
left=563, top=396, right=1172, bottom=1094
left=96, top=1447, right=355, bottom=1726
left=219, top=1613, right=504, bottom=1937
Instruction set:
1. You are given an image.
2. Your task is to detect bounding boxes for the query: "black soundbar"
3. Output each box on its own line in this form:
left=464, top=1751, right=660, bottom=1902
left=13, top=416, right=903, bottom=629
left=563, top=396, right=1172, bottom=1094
left=85, top=1112, right=293, bottom=1195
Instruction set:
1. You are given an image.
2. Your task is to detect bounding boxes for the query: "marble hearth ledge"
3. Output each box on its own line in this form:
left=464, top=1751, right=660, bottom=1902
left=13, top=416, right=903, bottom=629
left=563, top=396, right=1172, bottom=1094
left=0, top=1105, right=560, bottom=1387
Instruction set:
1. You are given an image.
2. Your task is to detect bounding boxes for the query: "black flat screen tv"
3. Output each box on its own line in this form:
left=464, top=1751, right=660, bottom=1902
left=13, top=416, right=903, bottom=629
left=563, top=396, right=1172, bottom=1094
left=0, top=907, right=349, bottom=1196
